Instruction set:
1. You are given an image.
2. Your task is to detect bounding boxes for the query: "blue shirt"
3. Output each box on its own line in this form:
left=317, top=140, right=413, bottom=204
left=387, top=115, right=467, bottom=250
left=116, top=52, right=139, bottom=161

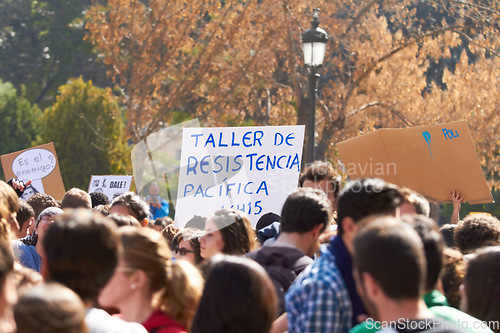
left=12, top=240, right=41, bottom=272
left=285, top=245, right=352, bottom=333
left=147, top=196, right=170, bottom=220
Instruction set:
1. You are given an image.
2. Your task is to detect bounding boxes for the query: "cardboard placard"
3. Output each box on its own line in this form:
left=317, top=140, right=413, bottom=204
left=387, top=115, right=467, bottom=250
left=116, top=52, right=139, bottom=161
left=337, top=121, right=493, bottom=204
left=175, top=125, right=305, bottom=227
left=1, top=143, right=66, bottom=200
left=88, top=175, right=133, bottom=202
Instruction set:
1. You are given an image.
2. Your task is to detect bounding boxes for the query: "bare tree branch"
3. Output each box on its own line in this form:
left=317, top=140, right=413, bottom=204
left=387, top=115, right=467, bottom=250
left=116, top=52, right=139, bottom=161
left=346, top=101, right=414, bottom=127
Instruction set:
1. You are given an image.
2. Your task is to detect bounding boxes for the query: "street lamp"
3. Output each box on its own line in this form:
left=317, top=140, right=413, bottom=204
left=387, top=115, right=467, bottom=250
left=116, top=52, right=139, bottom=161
left=302, top=8, right=328, bottom=163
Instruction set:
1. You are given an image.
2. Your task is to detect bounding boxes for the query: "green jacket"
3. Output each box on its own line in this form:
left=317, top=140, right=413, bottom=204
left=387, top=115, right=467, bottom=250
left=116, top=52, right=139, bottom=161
left=349, top=290, right=493, bottom=333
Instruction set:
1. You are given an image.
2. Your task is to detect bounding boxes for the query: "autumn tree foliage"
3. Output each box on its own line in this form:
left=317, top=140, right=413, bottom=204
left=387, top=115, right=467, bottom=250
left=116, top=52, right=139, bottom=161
left=86, top=0, right=499, bottom=189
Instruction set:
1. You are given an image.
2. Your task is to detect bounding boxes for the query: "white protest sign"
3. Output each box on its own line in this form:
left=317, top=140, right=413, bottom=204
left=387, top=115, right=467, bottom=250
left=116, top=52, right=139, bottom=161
left=12, top=148, right=57, bottom=179
left=88, top=175, right=133, bottom=202
left=175, top=125, right=305, bottom=227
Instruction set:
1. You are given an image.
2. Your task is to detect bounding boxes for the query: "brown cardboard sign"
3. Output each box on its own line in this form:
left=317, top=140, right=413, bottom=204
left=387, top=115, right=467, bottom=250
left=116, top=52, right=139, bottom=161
left=1, top=142, right=66, bottom=200
left=337, top=121, right=493, bottom=204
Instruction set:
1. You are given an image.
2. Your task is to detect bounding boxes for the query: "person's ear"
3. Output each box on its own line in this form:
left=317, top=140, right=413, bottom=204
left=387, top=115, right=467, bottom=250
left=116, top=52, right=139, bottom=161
left=362, top=272, right=380, bottom=301
left=140, top=218, right=148, bottom=227
left=342, top=217, right=356, bottom=235
left=41, top=261, right=49, bottom=280
left=311, top=223, right=325, bottom=239
left=130, top=270, right=148, bottom=290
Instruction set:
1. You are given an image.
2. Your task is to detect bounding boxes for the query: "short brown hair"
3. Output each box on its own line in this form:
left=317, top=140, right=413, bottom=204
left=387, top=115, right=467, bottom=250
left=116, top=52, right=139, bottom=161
left=401, top=187, right=430, bottom=217
left=26, top=193, right=59, bottom=220
left=61, top=188, right=92, bottom=210
left=354, top=217, right=426, bottom=300
left=14, top=282, right=88, bottom=333
left=43, top=210, right=119, bottom=302
left=401, top=214, right=444, bottom=292
left=299, top=161, right=341, bottom=199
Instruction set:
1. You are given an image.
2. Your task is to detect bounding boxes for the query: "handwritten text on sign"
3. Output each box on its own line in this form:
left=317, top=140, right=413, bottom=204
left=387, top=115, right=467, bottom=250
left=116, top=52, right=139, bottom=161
left=12, top=149, right=56, bottom=179
left=88, top=175, right=133, bottom=202
left=175, top=126, right=305, bottom=227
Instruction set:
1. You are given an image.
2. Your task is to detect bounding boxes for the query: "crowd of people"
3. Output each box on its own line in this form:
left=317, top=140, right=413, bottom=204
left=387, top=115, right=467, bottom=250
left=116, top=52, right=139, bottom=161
left=0, top=160, right=499, bottom=333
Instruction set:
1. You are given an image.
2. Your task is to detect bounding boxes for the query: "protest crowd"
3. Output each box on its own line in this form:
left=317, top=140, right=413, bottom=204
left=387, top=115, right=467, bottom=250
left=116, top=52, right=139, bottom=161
left=0, top=160, right=499, bottom=333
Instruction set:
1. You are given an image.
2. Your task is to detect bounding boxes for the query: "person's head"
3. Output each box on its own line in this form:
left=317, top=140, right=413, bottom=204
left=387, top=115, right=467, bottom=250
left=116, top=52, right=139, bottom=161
left=43, top=209, right=119, bottom=303
left=90, top=192, right=110, bottom=208
left=441, top=247, right=465, bottom=309
left=12, top=264, right=43, bottom=290
left=400, top=187, right=430, bottom=217
left=14, top=282, right=88, bottom=333
left=154, top=217, right=168, bottom=232
left=0, top=239, right=16, bottom=333
left=281, top=187, right=331, bottom=234
left=16, top=201, right=35, bottom=239
left=26, top=193, right=59, bottom=222
left=0, top=181, right=20, bottom=240
left=454, top=213, right=500, bottom=254
left=255, top=212, right=280, bottom=232
left=61, top=188, right=92, bottom=210
left=439, top=224, right=458, bottom=248
left=148, top=182, right=161, bottom=197
left=185, top=215, right=207, bottom=231
left=299, top=161, right=340, bottom=209
left=280, top=187, right=332, bottom=256
left=199, top=209, right=258, bottom=260
left=171, top=228, right=204, bottom=265
left=98, top=227, right=204, bottom=329
left=110, top=192, right=150, bottom=226
left=353, top=217, right=426, bottom=320
left=401, top=214, right=444, bottom=292
left=162, top=224, right=180, bottom=247
left=107, top=213, right=141, bottom=227
left=336, top=178, right=403, bottom=252
left=31, top=207, right=64, bottom=248
left=191, top=255, right=277, bottom=333
left=461, top=246, right=500, bottom=332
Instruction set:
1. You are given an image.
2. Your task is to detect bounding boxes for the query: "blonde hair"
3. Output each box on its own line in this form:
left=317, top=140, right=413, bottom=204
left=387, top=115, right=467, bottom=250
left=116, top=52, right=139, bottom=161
left=119, top=227, right=204, bottom=329
left=158, top=260, right=204, bottom=330
left=0, top=181, right=20, bottom=241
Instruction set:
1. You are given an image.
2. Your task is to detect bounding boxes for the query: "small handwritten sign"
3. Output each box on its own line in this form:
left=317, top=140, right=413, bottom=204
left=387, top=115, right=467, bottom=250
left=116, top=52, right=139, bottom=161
left=1, top=143, right=65, bottom=200
left=88, top=175, right=133, bottom=202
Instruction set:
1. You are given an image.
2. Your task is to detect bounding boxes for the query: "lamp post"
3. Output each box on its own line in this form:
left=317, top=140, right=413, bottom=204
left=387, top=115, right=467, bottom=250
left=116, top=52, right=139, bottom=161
left=302, top=8, right=328, bottom=164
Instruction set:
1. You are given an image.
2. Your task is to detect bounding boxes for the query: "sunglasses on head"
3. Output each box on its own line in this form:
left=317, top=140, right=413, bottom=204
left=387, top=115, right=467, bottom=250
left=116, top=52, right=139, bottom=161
left=174, top=247, right=196, bottom=256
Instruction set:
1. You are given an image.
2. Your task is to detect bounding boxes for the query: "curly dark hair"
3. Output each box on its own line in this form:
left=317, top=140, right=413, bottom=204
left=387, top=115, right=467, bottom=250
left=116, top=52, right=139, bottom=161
left=453, top=213, right=500, bottom=254
left=110, top=191, right=149, bottom=221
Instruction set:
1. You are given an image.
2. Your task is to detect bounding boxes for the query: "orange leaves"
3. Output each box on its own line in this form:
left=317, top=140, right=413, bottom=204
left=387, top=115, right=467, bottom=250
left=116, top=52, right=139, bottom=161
left=85, top=0, right=499, bottom=188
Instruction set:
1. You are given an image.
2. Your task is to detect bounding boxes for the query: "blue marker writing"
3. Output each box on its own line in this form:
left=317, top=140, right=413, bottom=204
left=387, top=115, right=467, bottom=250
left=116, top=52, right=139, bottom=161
left=422, top=131, right=433, bottom=159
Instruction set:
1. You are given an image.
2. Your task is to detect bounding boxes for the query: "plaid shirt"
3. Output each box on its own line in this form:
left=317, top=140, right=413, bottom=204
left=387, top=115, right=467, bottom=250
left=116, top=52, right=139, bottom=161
left=285, top=246, right=353, bottom=333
